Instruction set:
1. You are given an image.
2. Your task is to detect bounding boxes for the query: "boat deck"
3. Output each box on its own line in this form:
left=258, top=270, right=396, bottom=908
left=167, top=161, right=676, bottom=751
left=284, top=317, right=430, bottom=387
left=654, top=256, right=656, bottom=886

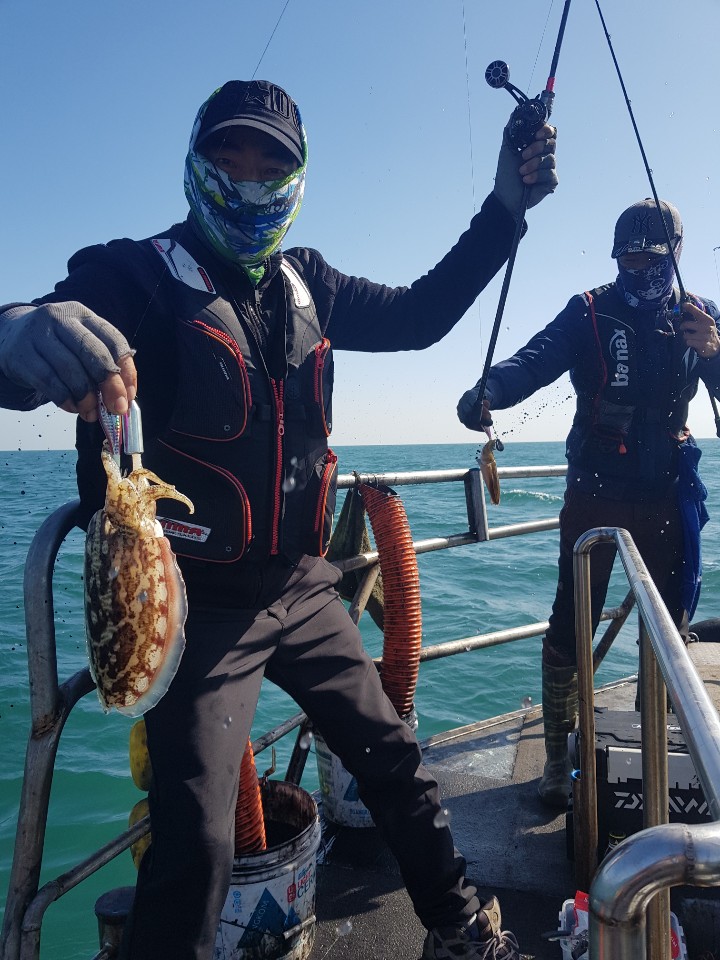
left=311, top=679, right=638, bottom=959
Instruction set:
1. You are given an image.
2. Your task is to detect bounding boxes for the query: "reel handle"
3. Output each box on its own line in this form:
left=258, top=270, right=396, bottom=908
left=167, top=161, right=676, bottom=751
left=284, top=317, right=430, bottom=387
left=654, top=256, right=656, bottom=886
left=485, top=59, right=552, bottom=151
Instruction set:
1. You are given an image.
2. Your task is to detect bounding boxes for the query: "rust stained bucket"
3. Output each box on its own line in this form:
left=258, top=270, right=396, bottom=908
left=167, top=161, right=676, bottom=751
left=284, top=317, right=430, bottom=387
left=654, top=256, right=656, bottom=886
left=214, top=779, right=321, bottom=960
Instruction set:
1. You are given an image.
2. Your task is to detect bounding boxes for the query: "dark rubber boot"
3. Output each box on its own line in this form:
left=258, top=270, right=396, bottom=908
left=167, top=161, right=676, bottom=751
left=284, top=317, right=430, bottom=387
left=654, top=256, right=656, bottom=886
left=538, top=661, right=578, bottom=808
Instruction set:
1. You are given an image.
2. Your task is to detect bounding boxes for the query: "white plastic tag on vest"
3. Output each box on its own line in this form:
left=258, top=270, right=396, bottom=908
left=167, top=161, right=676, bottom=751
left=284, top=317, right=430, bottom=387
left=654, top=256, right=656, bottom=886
left=281, top=259, right=311, bottom=308
left=157, top=516, right=211, bottom=543
left=151, top=239, right=216, bottom=294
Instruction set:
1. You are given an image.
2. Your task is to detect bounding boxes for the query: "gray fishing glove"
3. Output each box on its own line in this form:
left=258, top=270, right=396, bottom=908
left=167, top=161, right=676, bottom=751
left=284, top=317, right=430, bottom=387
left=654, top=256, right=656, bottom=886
left=0, top=302, right=134, bottom=407
left=457, top=385, right=494, bottom=431
left=493, top=123, right=558, bottom=219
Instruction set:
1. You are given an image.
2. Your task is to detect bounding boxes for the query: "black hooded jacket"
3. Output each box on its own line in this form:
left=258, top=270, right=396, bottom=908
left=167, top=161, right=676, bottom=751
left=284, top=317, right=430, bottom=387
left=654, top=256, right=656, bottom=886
left=0, top=194, right=518, bottom=597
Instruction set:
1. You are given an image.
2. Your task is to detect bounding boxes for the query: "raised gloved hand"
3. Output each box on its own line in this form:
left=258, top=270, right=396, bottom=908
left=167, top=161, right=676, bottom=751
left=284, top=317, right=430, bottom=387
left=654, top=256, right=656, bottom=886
left=457, top=384, right=494, bottom=432
left=493, top=121, right=558, bottom=219
left=679, top=299, right=720, bottom=360
left=0, top=301, right=137, bottom=421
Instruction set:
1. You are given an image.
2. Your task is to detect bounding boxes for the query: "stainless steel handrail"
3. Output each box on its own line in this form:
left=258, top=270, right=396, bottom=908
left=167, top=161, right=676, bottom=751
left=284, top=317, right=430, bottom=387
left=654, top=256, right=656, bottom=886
left=1, top=500, right=89, bottom=960
left=2, top=463, right=579, bottom=960
left=336, top=465, right=569, bottom=487
left=571, top=527, right=720, bottom=960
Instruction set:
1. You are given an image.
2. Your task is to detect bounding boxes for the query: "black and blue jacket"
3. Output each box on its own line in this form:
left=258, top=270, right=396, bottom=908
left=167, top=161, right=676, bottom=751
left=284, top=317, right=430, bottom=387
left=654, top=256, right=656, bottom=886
left=486, top=282, right=720, bottom=501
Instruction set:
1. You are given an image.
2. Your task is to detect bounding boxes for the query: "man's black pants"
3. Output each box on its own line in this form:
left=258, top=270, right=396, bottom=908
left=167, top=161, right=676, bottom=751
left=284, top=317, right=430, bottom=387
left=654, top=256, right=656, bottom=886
left=544, top=485, right=688, bottom=666
left=121, top=555, right=480, bottom=960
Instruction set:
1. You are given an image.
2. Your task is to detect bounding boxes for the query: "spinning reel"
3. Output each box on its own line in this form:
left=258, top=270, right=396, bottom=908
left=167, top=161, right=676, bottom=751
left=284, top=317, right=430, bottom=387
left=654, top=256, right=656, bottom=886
left=485, top=60, right=553, bottom=151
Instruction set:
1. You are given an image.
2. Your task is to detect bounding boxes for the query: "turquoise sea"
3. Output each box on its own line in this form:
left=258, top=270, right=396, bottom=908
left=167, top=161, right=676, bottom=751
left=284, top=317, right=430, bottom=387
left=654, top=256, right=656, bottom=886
left=2, top=440, right=720, bottom=959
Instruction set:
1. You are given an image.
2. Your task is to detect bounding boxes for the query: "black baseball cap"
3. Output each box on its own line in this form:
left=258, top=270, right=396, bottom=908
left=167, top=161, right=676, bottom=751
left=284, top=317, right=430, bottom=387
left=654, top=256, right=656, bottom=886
left=611, top=199, right=683, bottom=258
left=196, top=80, right=304, bottom=166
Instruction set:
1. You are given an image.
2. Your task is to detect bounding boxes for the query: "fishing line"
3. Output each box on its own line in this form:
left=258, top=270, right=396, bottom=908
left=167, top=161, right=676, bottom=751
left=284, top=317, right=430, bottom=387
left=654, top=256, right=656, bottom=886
left=251, top=0, right=293, bottom=79
left=525, top=1, right=556, bottom=99
left=460, top=0, right=476, bottom=215
left=128, top=7, right=294, bottom=351
left=472, top=0, right=572, bottom=451
left=463, top=1, right=555, bottom=383
left=592, top=0, right=684, bottom=298
left=593, top=0, right=720, bottom=437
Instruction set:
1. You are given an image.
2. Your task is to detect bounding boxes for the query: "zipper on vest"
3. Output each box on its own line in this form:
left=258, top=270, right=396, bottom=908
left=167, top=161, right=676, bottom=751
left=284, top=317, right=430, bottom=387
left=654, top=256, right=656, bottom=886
left=313, top=338, right=330, bottom=401
left=184, top=319, right=252, bottom=437
left=270, top=378, right=285, bottom=555
left=314, top=450, right=338, bottom=555
left=313, top=338, right=331, bottom=436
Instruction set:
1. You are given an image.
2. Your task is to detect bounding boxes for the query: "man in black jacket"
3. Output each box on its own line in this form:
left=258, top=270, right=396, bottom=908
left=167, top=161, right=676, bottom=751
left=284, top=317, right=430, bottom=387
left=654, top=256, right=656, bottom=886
left=0, top=80, right=557, bottom=960
left=457, top=198, right=720, bottom=809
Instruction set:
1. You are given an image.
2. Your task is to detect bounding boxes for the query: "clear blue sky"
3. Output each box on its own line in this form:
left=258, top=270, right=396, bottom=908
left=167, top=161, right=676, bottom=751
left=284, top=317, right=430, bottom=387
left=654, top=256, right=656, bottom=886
left=1, top=0, right=719, bottom=450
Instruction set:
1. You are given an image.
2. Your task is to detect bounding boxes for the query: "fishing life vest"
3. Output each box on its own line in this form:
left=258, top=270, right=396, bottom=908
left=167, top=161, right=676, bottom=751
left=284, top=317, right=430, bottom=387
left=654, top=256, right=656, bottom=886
left=566, top=284, right=697, bottom=491
left=133, top=236, right=337, bottom=567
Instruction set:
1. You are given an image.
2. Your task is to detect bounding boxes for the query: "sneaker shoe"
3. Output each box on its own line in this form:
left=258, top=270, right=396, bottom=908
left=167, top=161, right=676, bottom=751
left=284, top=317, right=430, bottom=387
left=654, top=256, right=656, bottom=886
left=421, top=897, right=520, bottom=959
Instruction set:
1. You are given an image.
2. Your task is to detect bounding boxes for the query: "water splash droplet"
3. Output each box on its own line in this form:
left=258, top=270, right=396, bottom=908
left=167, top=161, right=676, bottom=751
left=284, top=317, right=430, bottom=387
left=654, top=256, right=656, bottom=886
left=335, top=920, right=353, bottom=937
left=299, top=732, right=313, bottom=750
left=109, top=566, right=120, bottom=580
left=138, top=590, right=148, bottom=603
left=433, top=807, right=452, bottom=828
left=223, top=716, right=233, bottom=729
left=282, top=456, right=300, bottom=492
left=521, top=695, right=533, bottom=709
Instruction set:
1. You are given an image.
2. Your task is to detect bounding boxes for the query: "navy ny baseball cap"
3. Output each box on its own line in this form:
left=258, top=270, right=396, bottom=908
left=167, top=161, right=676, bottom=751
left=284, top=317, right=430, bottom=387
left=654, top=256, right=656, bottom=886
left=611, top=199, right=683, bottom=258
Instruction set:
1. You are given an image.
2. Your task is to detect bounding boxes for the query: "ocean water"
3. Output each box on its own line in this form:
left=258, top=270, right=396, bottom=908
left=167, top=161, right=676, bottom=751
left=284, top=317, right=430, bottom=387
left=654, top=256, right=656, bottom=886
left=2, top=440, right=720, bottom=959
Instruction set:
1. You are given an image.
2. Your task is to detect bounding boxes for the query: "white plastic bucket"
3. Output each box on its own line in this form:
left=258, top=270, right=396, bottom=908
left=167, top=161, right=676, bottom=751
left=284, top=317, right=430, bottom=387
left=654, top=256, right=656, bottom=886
left=315, top=733, right=375, bottom=828
left=214, top=779, right=321, bottom=960
left=315, top=707, right=418, bottom=829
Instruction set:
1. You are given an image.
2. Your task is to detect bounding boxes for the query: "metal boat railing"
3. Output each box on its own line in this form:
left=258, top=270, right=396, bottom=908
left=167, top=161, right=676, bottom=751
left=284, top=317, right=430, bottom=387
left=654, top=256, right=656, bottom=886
left=0, top=463, right=645, bottom=960
left=572, top=527, right=720, bottom=960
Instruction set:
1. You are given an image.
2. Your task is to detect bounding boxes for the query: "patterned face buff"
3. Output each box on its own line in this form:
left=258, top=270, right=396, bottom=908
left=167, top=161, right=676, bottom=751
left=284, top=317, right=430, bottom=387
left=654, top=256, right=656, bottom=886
left=184, top=97, right=307, bottom=285
left=616, top=254, right=677, bottom=312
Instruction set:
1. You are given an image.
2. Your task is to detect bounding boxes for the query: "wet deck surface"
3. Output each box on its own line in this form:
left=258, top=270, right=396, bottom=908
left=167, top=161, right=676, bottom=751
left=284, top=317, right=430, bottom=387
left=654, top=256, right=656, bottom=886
left=311, top=679, right=638, bottom=960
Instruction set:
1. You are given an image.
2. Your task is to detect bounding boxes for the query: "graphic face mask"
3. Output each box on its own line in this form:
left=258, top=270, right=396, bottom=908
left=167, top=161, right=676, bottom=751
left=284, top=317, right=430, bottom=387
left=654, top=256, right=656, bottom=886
left=616, top=255, right=676, bottom=311
left=184, top=97, right=307, bottom=285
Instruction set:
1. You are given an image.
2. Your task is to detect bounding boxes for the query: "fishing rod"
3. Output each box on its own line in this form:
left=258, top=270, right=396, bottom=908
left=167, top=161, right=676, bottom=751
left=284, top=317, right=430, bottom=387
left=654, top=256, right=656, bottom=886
left=473, top=0, right=572, bottom=452
left=712, top=246, right=720, bottom=436
left=593, top=0, right=720, bottom=438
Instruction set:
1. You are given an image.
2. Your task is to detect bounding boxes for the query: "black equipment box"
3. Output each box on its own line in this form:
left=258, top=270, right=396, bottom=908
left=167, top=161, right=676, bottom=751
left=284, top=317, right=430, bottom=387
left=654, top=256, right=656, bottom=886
left=567, top=710, right=711, bottom=858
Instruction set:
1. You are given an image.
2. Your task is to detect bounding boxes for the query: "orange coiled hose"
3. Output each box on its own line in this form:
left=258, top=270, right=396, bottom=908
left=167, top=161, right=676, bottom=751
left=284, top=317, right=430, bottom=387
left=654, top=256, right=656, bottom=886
left=360, top=483, right=422, bottom=717
left=234, top=739, right=267, bottom=855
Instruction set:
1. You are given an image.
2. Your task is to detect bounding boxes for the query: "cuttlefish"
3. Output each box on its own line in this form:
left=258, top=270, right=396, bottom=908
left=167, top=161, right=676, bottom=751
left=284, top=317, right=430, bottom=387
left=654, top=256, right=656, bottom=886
left=478, top=438, right=501, bottom=506
left=84, top=448, right=194, bottom=716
